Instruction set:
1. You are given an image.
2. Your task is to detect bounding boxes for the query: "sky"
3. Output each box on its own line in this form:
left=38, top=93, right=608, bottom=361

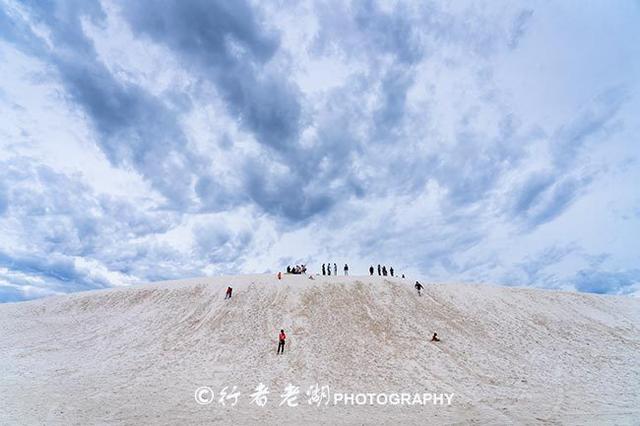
left=0, top=0, right=639, bottom=302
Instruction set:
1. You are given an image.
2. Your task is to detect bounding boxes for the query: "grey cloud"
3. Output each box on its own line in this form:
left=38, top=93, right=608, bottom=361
left=194, top=222, right=253, bottom=265
left=242, top=158, right=334, bottom=223
left=2, top=1, right=204, bottom=207
left=121, top=0, right=302, bottom=153
left=313, top=0, right=426, bottom=64
left=528, top=175, right=592, bottom=226
left=552, top=86, right=628, bottom=168
left=0, top=249, right=110, bottom=295
left=0, top=157, right=181, bottom=296
left=0, top=285, right=28, bottom=303
left=512, top=172, right=554, bottom=216
left=511, top=174, right=593, bottom=228
left=508, top=10, right=534, bottom=49
left=516, top=244, right=578, bottom=284
left=573, top=269, right=640, bottom=295
left=373, top=67, right=415, bottom=138
left=0, top=183, right=8, bottom=215
left=507, top=86, right=626, bottom=229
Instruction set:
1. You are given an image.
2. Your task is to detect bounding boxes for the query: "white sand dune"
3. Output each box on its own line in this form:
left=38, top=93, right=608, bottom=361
left=1, top=274, right=639, bottom=425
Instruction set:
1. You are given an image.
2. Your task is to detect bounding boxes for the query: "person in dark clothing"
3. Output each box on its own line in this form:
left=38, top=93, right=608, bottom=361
left=327, top=263, right=331, bottom=276
left=402, top=274, right=405, bottom=278
left=322, top=264, right=326, bottom=275
left=390, top=267, right=394, bottom=277
left=333, top=263, right=337, bottom=275
left=286, top=266, right=291, bottom=273
left=382, top=266, right=387, bottom=276
left=225, top=286, right=233, bottom=299
left=277, top=329, right=287, bottom=354
left=377, top=264, right=381, bottom=276
left=415, top=281, right=424, bottom=296
left=369, top=266, right=374, bottom=276
left=344, top=264, right=349, bottom=275
left=431, top=332, right=440, bottom=342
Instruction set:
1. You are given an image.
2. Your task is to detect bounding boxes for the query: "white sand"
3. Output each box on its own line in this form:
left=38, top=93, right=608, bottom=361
left=1, top=274, right=639, bottom=424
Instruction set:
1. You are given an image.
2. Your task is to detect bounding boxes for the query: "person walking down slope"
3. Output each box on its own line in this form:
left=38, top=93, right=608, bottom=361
left=390, top=267, right=394, bottom=277
left=225, top=286, right=233, bottom=299
left=277, top=329, right=287, bottom=354
left=369, top=265, right=374, bottom=276
left=344, top=264, right=349, bottom=276
left=415, top=281, right=424, bottom=296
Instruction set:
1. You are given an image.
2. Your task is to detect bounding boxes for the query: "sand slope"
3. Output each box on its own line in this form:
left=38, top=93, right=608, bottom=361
left=1, top=274, right=639, bottom=424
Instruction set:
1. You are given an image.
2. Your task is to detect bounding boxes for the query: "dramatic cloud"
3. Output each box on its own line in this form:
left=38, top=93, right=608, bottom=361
left=0, top=0, right=639, bottom=301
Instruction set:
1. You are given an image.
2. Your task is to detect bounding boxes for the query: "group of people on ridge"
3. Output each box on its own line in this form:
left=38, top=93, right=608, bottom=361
left=286, top=265, right=307, bottom=274
left=321, top=263, right=349, bottom=276
left=369, top=264, right=397, bottom=277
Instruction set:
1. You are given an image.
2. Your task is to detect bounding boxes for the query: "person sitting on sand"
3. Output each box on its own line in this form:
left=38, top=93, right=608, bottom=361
left=431, top=333, right=440, bottom=342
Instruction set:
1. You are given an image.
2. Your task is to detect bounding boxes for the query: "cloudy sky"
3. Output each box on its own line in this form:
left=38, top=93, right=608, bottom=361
left=0, top=0, right=639, bottom=302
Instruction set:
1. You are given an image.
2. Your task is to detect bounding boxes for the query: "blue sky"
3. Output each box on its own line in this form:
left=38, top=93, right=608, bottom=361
left=0, top=0, right=639, bottom=302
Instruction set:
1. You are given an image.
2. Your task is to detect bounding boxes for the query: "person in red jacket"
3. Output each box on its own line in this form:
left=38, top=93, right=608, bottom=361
left=277, top=329, right=286, bottom=355
left=224, top=286, right=232, bottom=299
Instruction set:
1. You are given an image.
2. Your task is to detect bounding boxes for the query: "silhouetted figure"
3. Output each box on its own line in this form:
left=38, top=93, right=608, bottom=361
left=415, top=281, right=424, bottom=296
left=402, top=274, right=405, bottom=279
left=369, top=266, right=374, bottom=276
left=431, top=333, right=440, bottom=342
left=390, top=267, right=394, bottom=277
left=333, top=263, right=337, bottom=275
left=327, top=263, right=331, bottom=276
left=377, top=264, right=381, bottom=276
left=286, top=266, right=291, bottom=273
left=344, top=264, right=349, bottom=276
left=225, top=286, right=233, bottom=299
left=322, top=264, right=326, bottom=276
left=277, top=329, right=287, bottom=354
left=382, top=266, right=387, bottom=276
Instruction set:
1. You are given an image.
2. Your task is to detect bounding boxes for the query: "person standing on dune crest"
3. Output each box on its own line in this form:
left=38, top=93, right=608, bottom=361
left=369, top=265, right=374, bottom=275
left=333, top=263, right=337, bottom=275
left=277, top=329, right=287, bottom=355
